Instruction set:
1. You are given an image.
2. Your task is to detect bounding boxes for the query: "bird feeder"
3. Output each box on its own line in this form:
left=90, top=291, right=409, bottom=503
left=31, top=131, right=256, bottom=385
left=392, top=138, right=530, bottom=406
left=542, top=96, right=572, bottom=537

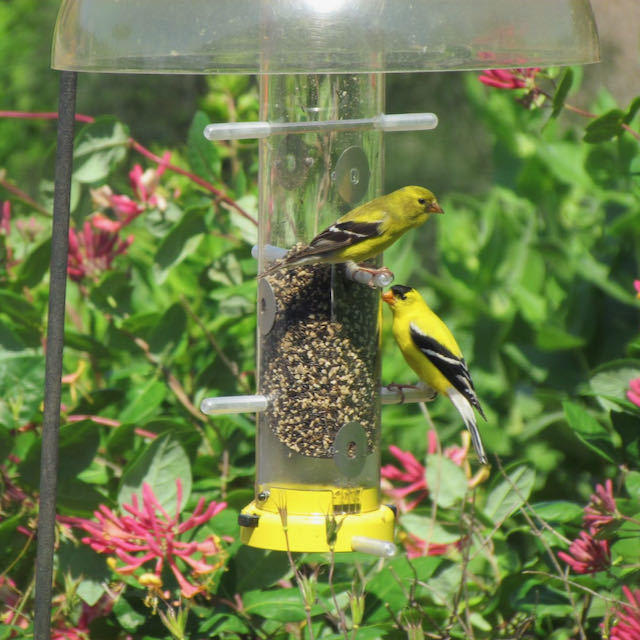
left=49, top=0, right=599, bottom=559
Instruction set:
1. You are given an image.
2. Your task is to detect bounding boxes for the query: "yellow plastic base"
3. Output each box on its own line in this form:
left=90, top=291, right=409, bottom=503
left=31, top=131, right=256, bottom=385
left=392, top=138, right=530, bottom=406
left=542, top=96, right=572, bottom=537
left=239, top=486, right=395, bottom=553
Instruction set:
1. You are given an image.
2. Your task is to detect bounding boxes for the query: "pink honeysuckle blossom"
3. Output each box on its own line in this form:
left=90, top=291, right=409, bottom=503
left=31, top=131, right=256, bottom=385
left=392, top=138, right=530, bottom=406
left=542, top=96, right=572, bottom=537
left=609, top=586, right=640, bottom=640
left=90, top=186, right=144, bottom=233
left=478, top=68, right=540, bottom=90
left=60, top=480, right=229, bottom=598
left=67, top=220, right=133, bottom=283
left=634, top=280, right=640, bottom=299
left=400, top=531, right=460, bottom=559
left=628, top=378, right=640, bottom=409
left=381, top=445, right=429, bottom=512
left=381, top=431, right=472, bottom=512
left=1, top=201, right=10, bottom=235
left=583, top=479, right=618, bottom=534
left=129, top=151, right=171, bottom=208
left=558, top=531, right=611, bottom=574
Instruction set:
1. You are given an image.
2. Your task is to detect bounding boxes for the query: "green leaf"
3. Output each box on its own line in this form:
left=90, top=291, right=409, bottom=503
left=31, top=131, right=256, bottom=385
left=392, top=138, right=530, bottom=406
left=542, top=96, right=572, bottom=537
left=625, top=471, right=640, bottom=501
left=153, top=207, right=207, bottom=284
left=510, top=578, right=573, bottom=615
left=425, top=454, right=468, bottom=508
left=118, top=432, right=191, bottom=514
left=57, top=478, right=109, bottom=516
left=241, top=588, right=317, bottom=622
left=89, top=271, right=134, bottom=317
left=58, top=540, right=111, bottom=606
left=562, top=401, right=616, bottom=462
left=0, top=290, right=40, bottom=325
left=623, top=96, right=640, bottom=124
left=551, top=68, right=573, bottom=119
left=537, top=141, right=590, bottom=187
left=0, top=352, right=45, bottom=430
left=611, top=412, right=640, bottom=461
left=232, top=547, right=292, bottom=592
left=112, top=597, right=146, bottom=632
left=583, top=109, right=625, bottom=143
left=535, top=326, right=585, bottom=351
left=19, top=420, right=100, bottom=488
left=0, top=319, right=26, bottom=350
left=16, top=237, right=50, bottom=287
left=119, top=378, right=167, bottom=424
left=530, top=501, right=583, bottom=523
left=590, top=361, right=640, bottom=412
left=229, top=194, right=258, bottom=245
left=366, top=558, right=442, bottom=622
left=400, top=514, right=461, bottom=544
left=147, top=303, right=187, bottom=356
left=73, top=118, right=129, bottom=183
left=484, top=465, right=535, bottom=524
left=611, top=522, right=640, bottom=562
left=64, top=331, right=111, bottom=359
left=187, top=111, right=221, bottom=181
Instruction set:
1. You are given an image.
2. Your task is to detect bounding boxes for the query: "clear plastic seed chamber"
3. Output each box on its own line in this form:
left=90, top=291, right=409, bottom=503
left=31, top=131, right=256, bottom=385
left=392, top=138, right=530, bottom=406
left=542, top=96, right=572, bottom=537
left=52, top=0, right=600, bottom=555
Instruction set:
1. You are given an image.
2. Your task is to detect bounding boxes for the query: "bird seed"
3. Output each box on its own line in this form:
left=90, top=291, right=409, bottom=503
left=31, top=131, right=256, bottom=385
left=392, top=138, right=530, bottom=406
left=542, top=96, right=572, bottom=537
left=260, top=257, right=380, bottom=458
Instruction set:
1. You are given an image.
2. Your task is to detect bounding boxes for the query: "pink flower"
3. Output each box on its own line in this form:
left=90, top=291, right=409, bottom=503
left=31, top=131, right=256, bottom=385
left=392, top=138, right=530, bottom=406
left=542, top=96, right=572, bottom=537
left=60, top=480, right=228, bottom=598
left=610, top=586, right=640, bottom=640
left=478, top=68, right=539, bottom=90
left=634, top=280, right=640, bottom=300
left=51, top=592, right=116, bottom=640
left=401, top=532, right=459, bottom=559
left=381, top=431, right=470, bottom=512
left=67, top=220, right=133, bottom=283
left=129, top=151, right=170, bottom=208
left=558, top=531, right=611, bottom=574
left=381, top=445, right=429, bottom=512
left=1, top=201, right=10, bottom=235
left=90, top=186, right=144, bottom=232
left=583, top=479, right=618, bottom=533
left=628, top=378, right=640, bottom=408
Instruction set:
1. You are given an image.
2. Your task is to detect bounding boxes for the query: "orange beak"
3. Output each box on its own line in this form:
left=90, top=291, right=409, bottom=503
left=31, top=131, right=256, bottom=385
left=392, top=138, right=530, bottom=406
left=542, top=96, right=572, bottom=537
left=381, top=290, right=395, bottom=305
left=428, top=201, right=444, bottom=214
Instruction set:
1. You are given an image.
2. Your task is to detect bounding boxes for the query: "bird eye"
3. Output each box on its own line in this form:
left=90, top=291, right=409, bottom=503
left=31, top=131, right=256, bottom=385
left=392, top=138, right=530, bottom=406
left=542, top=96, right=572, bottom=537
left=418, top=198, right=426, bottom=204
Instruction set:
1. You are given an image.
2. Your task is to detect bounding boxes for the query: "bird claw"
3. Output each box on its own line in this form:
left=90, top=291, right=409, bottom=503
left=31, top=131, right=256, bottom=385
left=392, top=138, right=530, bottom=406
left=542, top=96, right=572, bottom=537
left=384, top=383, right=419, bottom=404
left=344, top=262, right=395, bottom=288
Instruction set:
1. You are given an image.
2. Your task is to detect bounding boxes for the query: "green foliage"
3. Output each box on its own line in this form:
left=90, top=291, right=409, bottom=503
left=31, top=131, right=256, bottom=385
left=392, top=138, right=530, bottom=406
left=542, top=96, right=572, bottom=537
left=0, top=66, right=639, bottom=640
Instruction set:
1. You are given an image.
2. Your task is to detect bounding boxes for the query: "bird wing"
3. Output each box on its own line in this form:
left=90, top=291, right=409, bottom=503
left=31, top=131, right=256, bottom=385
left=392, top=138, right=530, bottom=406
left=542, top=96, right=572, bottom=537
left=409, top=322, right=486, bottom=420
left=292, top=219, right=383, bottom=261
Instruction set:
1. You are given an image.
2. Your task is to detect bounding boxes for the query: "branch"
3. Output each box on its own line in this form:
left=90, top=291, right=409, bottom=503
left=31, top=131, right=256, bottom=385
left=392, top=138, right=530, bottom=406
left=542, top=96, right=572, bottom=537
left=0, top=170, right=51, bottom=217
left=128, top=139, right=257, bottom=226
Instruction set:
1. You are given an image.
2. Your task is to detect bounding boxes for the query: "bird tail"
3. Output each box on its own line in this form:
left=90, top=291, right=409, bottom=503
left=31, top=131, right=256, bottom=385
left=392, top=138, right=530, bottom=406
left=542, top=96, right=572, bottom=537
left=447, top=387, right=488, bottom=465
left=257, top=259, right=285, bottom=279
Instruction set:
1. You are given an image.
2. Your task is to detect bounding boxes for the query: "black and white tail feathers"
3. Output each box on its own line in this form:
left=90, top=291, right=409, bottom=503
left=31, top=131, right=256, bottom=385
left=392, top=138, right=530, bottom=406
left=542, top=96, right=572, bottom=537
left=409, top=323, right=488, bottom=464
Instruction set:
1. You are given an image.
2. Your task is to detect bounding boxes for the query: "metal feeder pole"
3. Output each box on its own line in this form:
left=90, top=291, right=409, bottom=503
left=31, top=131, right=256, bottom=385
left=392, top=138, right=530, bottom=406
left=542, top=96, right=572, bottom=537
left=33, top=70, right=77, bottom=640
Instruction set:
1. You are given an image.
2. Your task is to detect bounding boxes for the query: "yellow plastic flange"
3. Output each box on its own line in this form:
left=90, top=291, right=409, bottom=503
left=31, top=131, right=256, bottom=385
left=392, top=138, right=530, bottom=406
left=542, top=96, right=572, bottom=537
left=239, top=486, right=395, bottom=553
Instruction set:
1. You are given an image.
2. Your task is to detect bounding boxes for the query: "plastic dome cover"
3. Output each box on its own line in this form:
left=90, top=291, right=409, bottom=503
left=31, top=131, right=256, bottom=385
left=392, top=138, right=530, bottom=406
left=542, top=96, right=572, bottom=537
left=52, top=0, right=599, bottom=74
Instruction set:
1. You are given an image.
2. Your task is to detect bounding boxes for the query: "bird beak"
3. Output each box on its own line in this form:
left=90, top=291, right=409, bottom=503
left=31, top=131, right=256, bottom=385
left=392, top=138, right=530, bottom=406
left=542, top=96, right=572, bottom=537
left=428, top=201, right=444, bottom=214
left=381, top=290, right=395, bottom=305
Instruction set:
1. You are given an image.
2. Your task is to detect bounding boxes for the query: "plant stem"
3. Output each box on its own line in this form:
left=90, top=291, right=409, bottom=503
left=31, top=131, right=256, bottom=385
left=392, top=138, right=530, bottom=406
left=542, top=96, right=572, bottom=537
left=0, top=171, right=51, bottom=217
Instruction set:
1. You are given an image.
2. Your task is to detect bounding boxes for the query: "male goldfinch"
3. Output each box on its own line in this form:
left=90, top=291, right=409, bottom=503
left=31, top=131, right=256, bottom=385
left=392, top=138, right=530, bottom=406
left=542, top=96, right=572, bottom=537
left=382, top=285, right=488, bottom=464
left=259, top=186, right=443, bottom=278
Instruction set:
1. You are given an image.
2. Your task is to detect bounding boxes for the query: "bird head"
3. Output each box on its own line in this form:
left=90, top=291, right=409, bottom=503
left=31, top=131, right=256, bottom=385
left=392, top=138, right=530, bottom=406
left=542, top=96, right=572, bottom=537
left=397, top=186, right=443, bottom=225
left=381, top=284, right=421, bottom=311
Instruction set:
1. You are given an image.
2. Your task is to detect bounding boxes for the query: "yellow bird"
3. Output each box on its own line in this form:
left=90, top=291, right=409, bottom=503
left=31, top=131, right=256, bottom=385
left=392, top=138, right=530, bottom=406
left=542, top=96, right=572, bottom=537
left=382, top=285, right=488, bottom=464
left=259, top=186, right=443, bottom=278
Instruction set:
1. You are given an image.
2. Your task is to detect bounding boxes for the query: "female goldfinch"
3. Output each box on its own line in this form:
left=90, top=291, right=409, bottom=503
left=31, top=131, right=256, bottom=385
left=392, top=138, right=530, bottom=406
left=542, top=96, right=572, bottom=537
left=259, top=186, right=443, bottom=278
left=382, top=285, right=488, bottom=464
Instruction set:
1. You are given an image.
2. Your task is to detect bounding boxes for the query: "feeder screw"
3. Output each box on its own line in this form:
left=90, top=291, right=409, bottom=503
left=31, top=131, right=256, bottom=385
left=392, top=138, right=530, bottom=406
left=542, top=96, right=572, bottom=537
left=257, top=490, right=270, bottom=502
